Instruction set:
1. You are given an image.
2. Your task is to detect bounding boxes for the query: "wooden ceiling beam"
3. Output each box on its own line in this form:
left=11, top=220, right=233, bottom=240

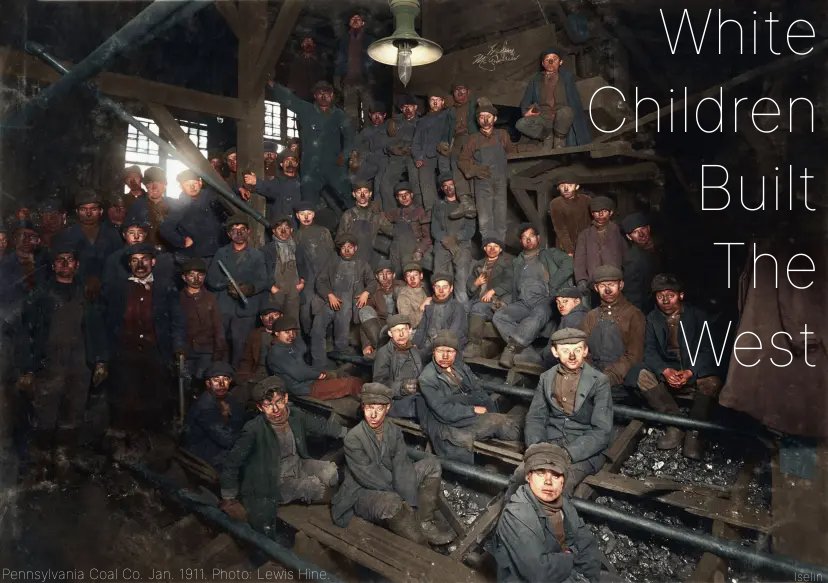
left=0, top=46, right=245, bottom=119
left=248, top=0, right=304, bottom=95
left=214, top=0, right=241, bottom=39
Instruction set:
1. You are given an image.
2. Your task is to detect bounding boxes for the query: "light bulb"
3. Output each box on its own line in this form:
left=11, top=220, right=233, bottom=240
left=397, top=46, right=412, bottom=86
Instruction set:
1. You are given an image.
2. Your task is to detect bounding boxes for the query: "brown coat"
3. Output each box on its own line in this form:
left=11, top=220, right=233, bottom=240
left=573, top=222, right=626, bottom=284
left=580, top=295, right=645, bottom=386
left=549, top=193, right=592, bottom=255
left=180, top=289, right=227, bottom=361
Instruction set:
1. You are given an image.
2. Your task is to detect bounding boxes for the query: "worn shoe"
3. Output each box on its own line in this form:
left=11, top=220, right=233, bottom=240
left=499, top=343, right=523, bottom=369
left=420, top=519, right=455, bottom=546
left=657, top=426, right=685, bottom=450
left=682, top=430, right=704, bottom=460
left=387, top=504, right=427, bottom=545
left=513, top=346, right=543, bottom=369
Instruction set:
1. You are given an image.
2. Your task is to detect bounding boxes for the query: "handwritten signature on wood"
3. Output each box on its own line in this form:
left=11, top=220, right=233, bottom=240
left=472, top=41, right=520, bottom=71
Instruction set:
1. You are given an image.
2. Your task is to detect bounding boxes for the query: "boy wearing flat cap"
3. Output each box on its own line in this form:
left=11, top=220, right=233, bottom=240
left=373, top=314, right=424, bottom=420
left=336, top=180, right=394, bottom=267
left=580, top=265, right=645, bottom=400
left=492, top=443, right=601, bottom=582
left=220, top=376, right=346, bottom=536
left=159, top=168, right=225, bottom=262
left=294, top=201, right=335, bottom=332
left=414, top=273, right=469, bottom=360
left=332, top=383, right=454, bottom=546
left=574, top=196, right=626, bottom=301
left=524, top=328, right=612, bottom=492
left=411, top=88, right=452, bottom=212
left=418, top=331, right=520, bottom=463
left=620, top=212, right=664, bottom=313
left=549, top=176, right=591, bottom=256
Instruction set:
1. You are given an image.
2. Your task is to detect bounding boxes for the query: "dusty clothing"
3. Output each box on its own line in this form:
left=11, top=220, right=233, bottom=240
left=622, top=242, right=663, bottom=313
left=491, top=485, right=601, bottom=583
left=396, top=286, right=428, bottom=329
left=456, top=129, right=517, bottom=179
left=573, top=222, right=626, bottom=284
left=332, top=419, right=439, bottom=526
left=467, top=255, right=514, bottom=301
left=295, top=224, right=336, bottom=332
left=386, top=204, right=433, bottom=273
left=183, top=391, right=245, bottom=471
left=580, top=296, right=645, bottom=387
left=549, top=193, right=592, bottom=255
left=413, top=297, right=468, bottom=358
left=372, top=340, right=424, bottom=419
left=286, top=54, right=326, bottom=101
left=179, top=289, right=227, bottom=363
left=236, top=328, right=275, bottom=390
left=337, top=204, right=394, bottom=267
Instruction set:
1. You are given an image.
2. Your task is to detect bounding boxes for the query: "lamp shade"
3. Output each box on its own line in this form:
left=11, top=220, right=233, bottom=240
left=367, top=0, right=443, bottom=67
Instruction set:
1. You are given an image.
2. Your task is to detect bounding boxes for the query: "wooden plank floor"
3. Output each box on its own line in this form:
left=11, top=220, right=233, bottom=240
left=280, top=504, right=492, bottom=583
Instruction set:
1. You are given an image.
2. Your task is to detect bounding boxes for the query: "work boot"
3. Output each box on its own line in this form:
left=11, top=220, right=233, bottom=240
left=448, top=194, right=477, bottom=219
left=313, top=486, right=335, bottom=505
left=552, top=132, right=567, bottom=149
left=499, top=343, right=524, bottom=369
left=361, top=318, right=382, bottom=360
left=641, top=384, right=684, bottom=450
left=387, top=503, right=427, bottom=545
left=416, top=477, right=456, bottom=546
left=513, top=346, right=543, bottom=369
left=463, top=315, right=486, bottom=359
left=683, top=394, right=714, bottom=460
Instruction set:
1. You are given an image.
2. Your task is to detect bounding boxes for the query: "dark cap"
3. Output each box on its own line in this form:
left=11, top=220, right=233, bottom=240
left=224, top=146, right=237, bottom=158
left=181, top=257, right=207, bottom=273
left=124, top=165, right=143, bottom=177
left=177, top=169, right=200, bottom=183
left=374, top=259, right=394, bottom=274
left=651, top=273, right=683, bottom=293
left=621, top=212, right=649, bottom=234
left=263, top=141, right=277, bottom=153
left=367, top=100, right=387, bottom=114
left=437, top=172, right=454, bottom=184
left=74, top=188, right=101, bottom=207
left=427, top=87, right=446, bottom=99
left=451, top=82, right=467, bottom=91
left=352, top=179, right=373, bottom=191
left=524, top=443, right=569, bottom=475
left=403, top=262, right=422, bottom=273
left=51, top=240, right=78, bottom=257
left=312, top=80, right=334, bottom=93
left=477, top=103, right=498, bottom=115
left=540, top=48, right=563, bottom=59
left=361, top=382, right=393, bottom=405
left=272, top=317, right=299, bottom=332
left=293, top=201, right=315, bottom=213
left=204, top=361, right=234, bottom=379
left=482, top=236, right=504, bottom=248
left=554, top=286, right=581, bottom=300
left=108, top=193, right=126, bottom=207
left=554, top=175, right=579, bottom=186
left=278, top=149, right=299, bottom=164
left=386, top=314, right=411, bottom=328
left=125, top=242, right=156, bottom=257
left=433, top=330, right=459, bottom=350
left=431, top=272, right=454, bottom=285
left=258, top=300, right=283, bottom=317
left=40, top=197, right=64, bottom=212
left=11, top=219, right=37, bottom=233
left=592, top=264, right=623, bottom=283
left=517, top=222, right=536, bottom=237
left=398, top=94, right=419, bottom=106
left=270, top=216, right=293, bottom=228
left=225, top=214, right=250, bottom=229
left=589, top=195, right=615, bottom=212
left=394, top=181, right=412, bottom=194
left=550, top=327, right=587, bottom=346
left=122, top=214, right=150, bottom=230
left=335, top=232, right=358, bottom=247
left=143, top=166, right=166, bottom=184
left=251, top=376, right=286, bottom=402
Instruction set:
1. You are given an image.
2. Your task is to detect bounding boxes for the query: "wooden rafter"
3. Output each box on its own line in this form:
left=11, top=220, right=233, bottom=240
left=0, top=46, right=244, bottom=119
left=214, top=0, right=241, bottom=38
left=247, top=0, right=304, bottom=96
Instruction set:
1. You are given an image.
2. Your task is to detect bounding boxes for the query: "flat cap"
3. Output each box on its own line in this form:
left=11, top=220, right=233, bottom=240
left=433, top=330, right=459, bottom=350
left=540, top=48, right=563, bottom=59
left=651, top=273, right=683, bottom=293
left=204, top=361, right=234, bottom=379
left=335, top=232, right=358, bottom=247
left=431, top=272, right=454, bottom=285
left=398, top=94, right=419, bottom=106
left=427, top=87, right=446, bottom=98
left=121, top=214, right=150, bottom=230
left=367, top=101, right=387, bottom=113
left=360, top=382, right=393, bottom=405
left=524, top=443, right=569, bottom=475
left=477, top=103, right=498, bottom=116
left=293, top=201, right=315, bottom=213
left=352, top=179, right=373, bottom=191
left=74, top=188, right=102, bottom=207
left=181, top=257, right=207, bottom=273
left=258, top=300, right=283, bottom=317
left=51, top=239, right=78, bottom=257
left=251, top=376, right=286, bottom=402
left=40, top=198, right=64, bottom=212
left=142, top=166, right=166, bottom=184
left=263, top=141, right=277, bottom=153
left=270, top=216, right=293, bottom=228
left=272, top=317, right=299, bottom=332
left=437, top=172, right=454, bottom=184
left=402, top=262, right=422, bottom=273
left=550, top=327, right=587, bottom=345
left=386, top=314, right=411, bottom=329
left=589, top=195, right=615, bottom=212
left=124, top=165, right=143, bottom=177
left=621, top=212, right=649, bottom=234
left=224, top=146, right=237, bottom=157
left=278, top=149, right=299, bottom=163
left=517, top=222, right=536, bottom=237
left=374, top=259, right=394, bottom=274
left=312, top=80, right=334, bottom=93
left=125, top=242, right=156, bottom=257
left=108, top=194, right=126, bottom=207
left=11, top=219, right=36, bottom=233
left=554, top=286, right=582, bottom=299
left=394, top=181, right=413, bottom=193
left=225, top=214, right=249, bottom=229
left=592, top=264, right=623, bottom=283
left=451, top=82, right=467, bottom=91
left=554, top=175, right=579, bottom=186
left=481, top=236, right=504, bottom=248
left=177, top=169, right=200, bottom=183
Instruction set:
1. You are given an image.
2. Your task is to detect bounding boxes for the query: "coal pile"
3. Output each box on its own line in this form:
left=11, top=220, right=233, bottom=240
left=442, top=480, right=493, bottom=527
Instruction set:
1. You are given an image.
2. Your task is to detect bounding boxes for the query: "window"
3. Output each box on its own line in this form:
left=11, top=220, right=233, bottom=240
left=124, top=117, right=208, bottom=198
left=264, top=100, right=299, bottom=149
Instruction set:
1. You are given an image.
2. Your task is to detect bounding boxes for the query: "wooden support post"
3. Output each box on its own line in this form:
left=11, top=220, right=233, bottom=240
left=449, top=494, right=505, bottom=562
left=508, top=185, right=543, bottom=234
left=236, top=1, right=269, bottom=248
left=248, top=0, right=304, bottom=97
left=214, top=1, right=241, bottom=38
left=436, top=492, right=468, bottom=539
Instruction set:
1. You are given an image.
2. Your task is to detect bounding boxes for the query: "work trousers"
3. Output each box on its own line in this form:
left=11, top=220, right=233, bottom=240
left=433, top=243, right=472, bottom=304
left=493, top=300, right=554, bottom=347
left=473, top=175, right=508, bottom=243
left=223, top=313, right=257, bottom=369
left=515, top=107, right=575, bottom=140
left=279, top=458, right=339, bottom=504
left=353, top=457, right=441, bottom=522
left=311, top=298, right=358, bottom=366
left=33, top=360, right=92, bottom=432
left=415, top=157, right=448, bottom=212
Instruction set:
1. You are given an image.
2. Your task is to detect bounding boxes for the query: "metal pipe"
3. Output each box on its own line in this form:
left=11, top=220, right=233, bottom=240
left=8, top=1, right=197, bottom=127
left=407, top=448, right=828, bottom=580
left=124, top=461, right=343, bottom=583
left=327, top=352, right=759, bottom=436
left=24, top=43, right=269, bottom=227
